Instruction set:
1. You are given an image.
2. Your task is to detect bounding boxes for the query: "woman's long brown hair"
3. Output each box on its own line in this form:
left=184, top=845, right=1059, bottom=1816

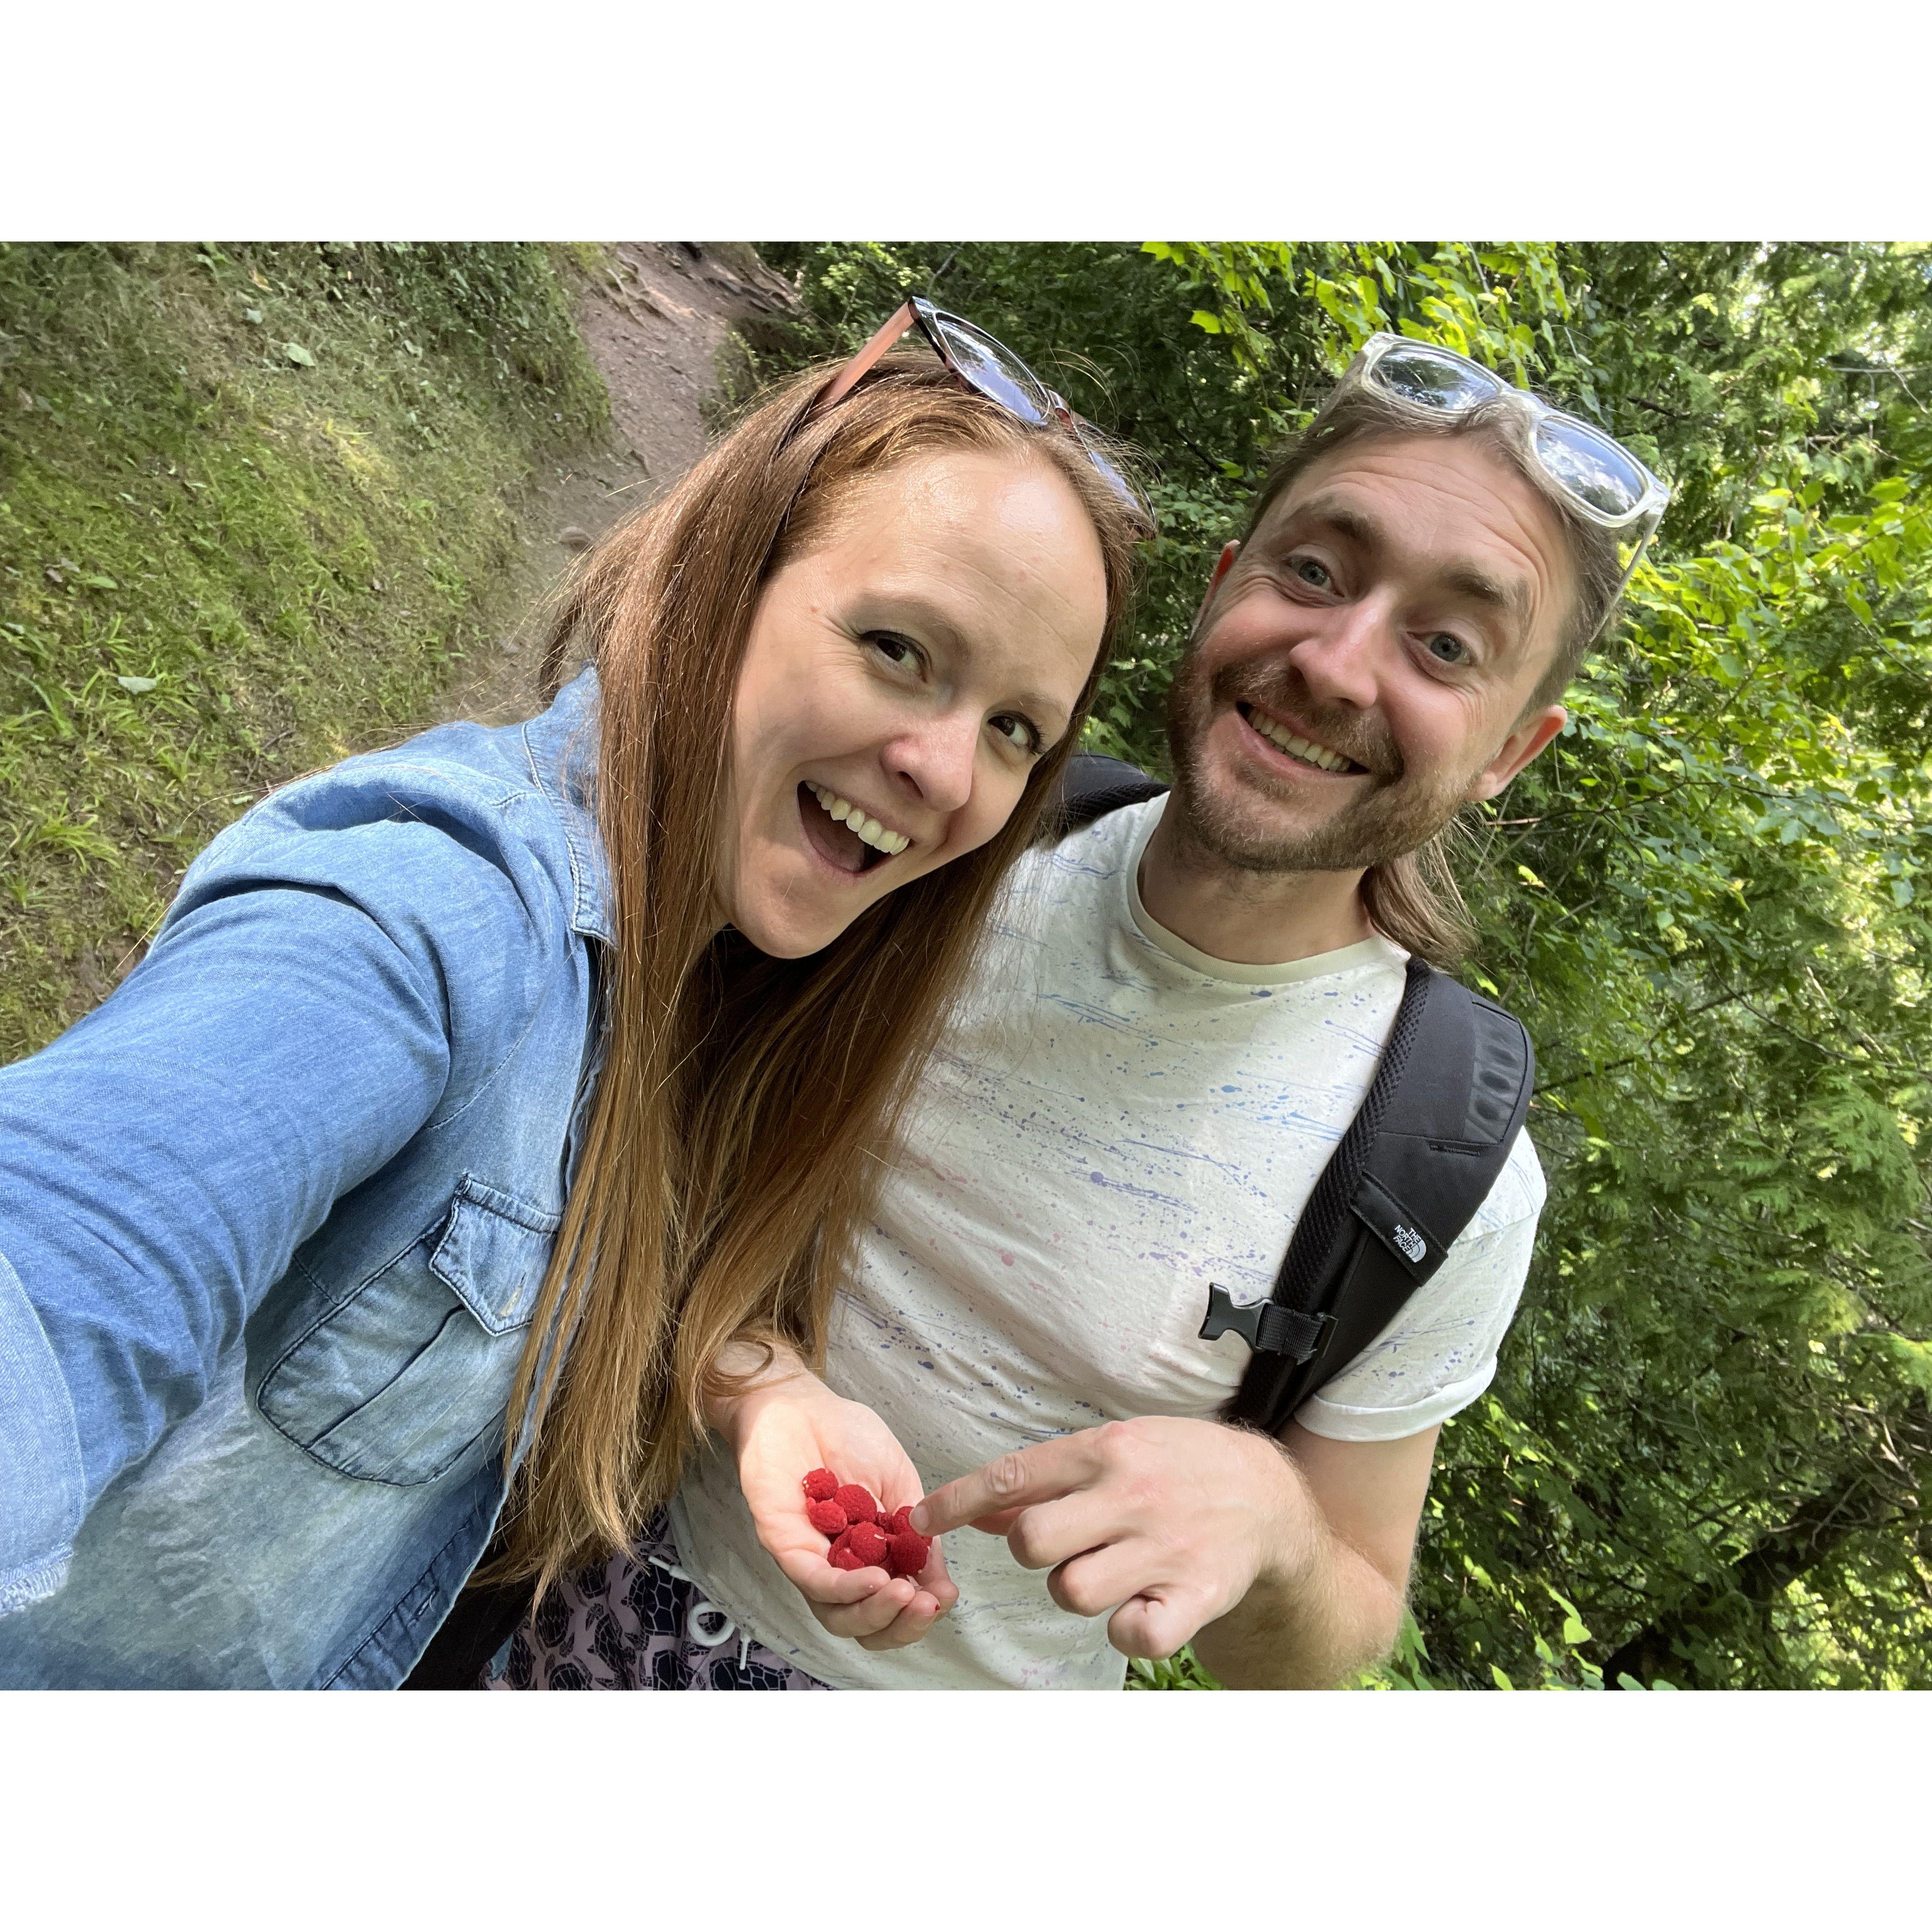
left=490, top=358, right=1142, bottom=1598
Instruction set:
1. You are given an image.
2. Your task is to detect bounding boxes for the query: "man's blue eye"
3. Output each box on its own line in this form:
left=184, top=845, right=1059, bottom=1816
left=1293, top=558, right=1331, bottom=588
left=1426, top=633, right=1467, bottom=664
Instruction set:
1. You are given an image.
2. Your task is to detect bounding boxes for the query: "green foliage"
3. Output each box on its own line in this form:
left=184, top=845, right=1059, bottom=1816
left=753, top=242, right=1932, bottom=1688
left=0, top=242, right=607, bottom=1060
left=1126, top=1646, right=1223, bottom=1690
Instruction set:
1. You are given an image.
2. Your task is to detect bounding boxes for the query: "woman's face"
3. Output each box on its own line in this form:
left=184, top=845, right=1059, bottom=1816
left=719, top=446, right=1109, bottom=958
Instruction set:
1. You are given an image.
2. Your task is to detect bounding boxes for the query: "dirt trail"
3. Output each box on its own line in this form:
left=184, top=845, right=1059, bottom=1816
left=432, top=242, right=796, bottom=727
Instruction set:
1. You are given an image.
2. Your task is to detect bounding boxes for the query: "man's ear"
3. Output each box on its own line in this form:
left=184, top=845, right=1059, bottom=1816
left=1193, top=541, right=1240, bottom=631
left=1466, top=704, right=1567, bottom=803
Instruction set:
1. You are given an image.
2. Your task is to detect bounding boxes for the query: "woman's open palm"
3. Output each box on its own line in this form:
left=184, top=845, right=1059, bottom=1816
left=733, top=1371, right=957, bottom=1652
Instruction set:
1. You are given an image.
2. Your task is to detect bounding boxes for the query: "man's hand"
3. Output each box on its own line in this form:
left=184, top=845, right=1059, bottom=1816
left=912, top=1416, right=1313, bottom=1662
left=718, top=1349, right=956, bottom=1653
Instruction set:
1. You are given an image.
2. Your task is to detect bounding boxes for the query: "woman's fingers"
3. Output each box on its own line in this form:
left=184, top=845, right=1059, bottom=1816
left=766, top=1540, right=893, bottom=1609
left=914, top=1537, right=958, bottom=1614
left=809, top=1571, right=920, bottom=1640
left=736, top=1392, right=952, bottom=1647
left=857, top=1587, right=947, bottom=1651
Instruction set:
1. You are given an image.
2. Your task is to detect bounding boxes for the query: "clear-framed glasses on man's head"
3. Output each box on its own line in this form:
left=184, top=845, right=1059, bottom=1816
left=1340, top=332, right=1670, bottom=596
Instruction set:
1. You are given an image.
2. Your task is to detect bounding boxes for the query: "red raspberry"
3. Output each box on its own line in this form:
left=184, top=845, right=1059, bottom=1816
left=832, top=1484, right=879, bottom=1524
left=837, top=1520, right=890, bottom=1569
left=881, top=1506, right=916, bottom=1536
left=886, top=1530, right=931, bottom=1579
left=802, top=1468, right=840, bottom=1503
left=805, top=1499, right=848, bottom=1539
left=827, top=1538, right=869, bottom=1571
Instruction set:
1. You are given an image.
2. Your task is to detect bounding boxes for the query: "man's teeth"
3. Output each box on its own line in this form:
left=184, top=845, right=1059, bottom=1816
left=806, top=782, right=910, bottom=856
left=1246, top=709, right=1353, bottom=773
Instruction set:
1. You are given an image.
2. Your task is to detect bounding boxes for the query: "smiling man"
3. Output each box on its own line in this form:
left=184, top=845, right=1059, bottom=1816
left=889, top=381, right=1622, bottom=1688
left=526, top=341, right=1667, bottom=1693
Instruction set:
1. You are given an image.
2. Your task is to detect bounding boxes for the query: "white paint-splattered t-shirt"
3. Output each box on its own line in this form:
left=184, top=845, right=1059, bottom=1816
left=670, top=796, right=1544, bottom=1689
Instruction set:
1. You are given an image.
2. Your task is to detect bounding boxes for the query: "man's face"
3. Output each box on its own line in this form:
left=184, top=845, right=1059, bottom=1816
left=1167, top=433, right=1574, bottom=874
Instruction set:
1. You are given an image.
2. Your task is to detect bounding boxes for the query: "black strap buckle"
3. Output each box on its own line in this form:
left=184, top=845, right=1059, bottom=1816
left=1200, top=1284, right=1335, bottom=1363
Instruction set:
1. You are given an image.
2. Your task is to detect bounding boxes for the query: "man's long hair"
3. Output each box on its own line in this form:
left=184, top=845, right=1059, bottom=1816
left=490, top=360, right=1143, bottom=1600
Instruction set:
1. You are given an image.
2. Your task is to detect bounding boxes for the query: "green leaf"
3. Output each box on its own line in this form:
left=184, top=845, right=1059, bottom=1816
left=114, top=675, right=158, bottom=694
left=1188, top=311, right=1221, bottom=336
left=282, top=342, right=316, bottom=367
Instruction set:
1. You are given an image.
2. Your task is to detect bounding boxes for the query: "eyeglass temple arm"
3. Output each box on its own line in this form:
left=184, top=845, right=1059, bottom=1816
left=809, top=302, right=919, bottom=416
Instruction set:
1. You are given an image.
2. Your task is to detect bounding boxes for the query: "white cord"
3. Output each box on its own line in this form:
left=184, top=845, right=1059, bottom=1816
left=647, top=1551, right=738, bottom=1652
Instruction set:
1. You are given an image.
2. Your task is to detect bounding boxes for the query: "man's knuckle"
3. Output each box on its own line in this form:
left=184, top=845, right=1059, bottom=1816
left=1007, top=1514, right=1049, bottom=1568
left=988, top=1451, right=1031, bottom=1498
left=1054, top=1572, right=1106, bottom=1619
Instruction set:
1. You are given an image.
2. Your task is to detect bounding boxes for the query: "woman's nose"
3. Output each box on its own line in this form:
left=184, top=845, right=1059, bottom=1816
left=886, top=710, right=979, bottom=817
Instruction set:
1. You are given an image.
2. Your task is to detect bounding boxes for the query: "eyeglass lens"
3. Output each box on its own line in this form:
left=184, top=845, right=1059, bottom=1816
left=928, top=313, right=1055, bottom=427
left=1373, top=343, right=1503, bottom=413
left=1534, top=419, right=1651, bottom=519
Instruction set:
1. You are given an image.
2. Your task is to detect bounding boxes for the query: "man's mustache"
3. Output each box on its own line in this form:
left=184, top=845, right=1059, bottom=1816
left=1206, top=662, right=1403, bottom=782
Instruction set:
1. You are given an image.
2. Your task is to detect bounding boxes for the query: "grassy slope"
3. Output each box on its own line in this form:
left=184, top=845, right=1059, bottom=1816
left=0, top=241, right=607, bottom=1061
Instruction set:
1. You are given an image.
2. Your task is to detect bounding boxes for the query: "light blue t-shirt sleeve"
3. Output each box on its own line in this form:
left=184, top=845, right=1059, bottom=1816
left=0, top=789, right=556, bottom=1610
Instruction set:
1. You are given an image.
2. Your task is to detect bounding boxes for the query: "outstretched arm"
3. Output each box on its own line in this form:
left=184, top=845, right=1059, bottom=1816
left=913, top=1416, right=1438, bottom=1688
left=0, top=806, right=550, bottom=1614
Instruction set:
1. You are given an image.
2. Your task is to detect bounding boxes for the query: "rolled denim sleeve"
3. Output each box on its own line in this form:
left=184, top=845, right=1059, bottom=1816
left=0, top=1248, right=86, bottom=1612
left=0, top=766, right=562, bottom=1599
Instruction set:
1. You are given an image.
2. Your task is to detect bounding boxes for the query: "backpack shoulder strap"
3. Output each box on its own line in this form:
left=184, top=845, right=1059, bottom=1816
left=1043, top=753, right=1170, bottom=839
left=1206, top=958, right=1536, bottom=1436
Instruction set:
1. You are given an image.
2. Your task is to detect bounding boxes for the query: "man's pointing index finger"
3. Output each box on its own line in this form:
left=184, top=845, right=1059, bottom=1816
left=912, top=1435, right=1097, bottom=1538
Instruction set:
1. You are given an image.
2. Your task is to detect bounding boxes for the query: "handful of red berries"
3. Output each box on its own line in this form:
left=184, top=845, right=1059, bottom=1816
left=801, top=1467, right=932, bottom=1579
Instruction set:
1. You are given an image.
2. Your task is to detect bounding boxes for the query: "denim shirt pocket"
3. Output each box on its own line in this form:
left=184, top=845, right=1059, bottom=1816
left=255, top=1176, right=562, bottom=1487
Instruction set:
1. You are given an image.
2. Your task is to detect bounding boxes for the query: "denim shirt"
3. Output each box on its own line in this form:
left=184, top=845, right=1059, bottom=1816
left=0, top=669, right=610, bottom=1686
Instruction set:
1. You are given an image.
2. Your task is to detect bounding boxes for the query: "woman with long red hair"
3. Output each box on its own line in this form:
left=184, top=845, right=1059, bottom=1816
left=0, top=314, right=1147, bottom=1688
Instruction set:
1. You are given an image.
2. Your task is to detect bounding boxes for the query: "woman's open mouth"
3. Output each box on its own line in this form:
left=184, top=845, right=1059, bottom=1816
left=797, top=782, right=910, bottom=876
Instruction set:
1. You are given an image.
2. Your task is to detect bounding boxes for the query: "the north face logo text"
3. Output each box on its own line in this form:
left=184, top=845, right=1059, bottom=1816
left=1393, top=1224, right=1427, bottom=1264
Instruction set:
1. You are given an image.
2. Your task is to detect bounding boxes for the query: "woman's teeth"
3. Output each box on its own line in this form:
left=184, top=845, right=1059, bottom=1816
left=805, top=782, right=910, bottom=856
left=1243, top=705, right=1355, bottom=773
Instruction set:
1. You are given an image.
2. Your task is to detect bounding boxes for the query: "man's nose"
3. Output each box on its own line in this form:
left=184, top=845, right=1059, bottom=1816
left=1287, top=593, right=1390, bottom=711
left=886, top=708, right=979, bottom=817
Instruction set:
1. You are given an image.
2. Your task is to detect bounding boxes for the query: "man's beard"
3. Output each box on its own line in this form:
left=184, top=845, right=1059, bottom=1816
left=1164, top=648, right=1472, bottom=875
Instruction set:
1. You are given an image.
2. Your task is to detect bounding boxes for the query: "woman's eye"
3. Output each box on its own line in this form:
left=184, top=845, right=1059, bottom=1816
left=990, top=713, right=1041, bottom=755
left=1424, top=632, right=1471, bottom=666
left=864, top=630, right=922, bottom=670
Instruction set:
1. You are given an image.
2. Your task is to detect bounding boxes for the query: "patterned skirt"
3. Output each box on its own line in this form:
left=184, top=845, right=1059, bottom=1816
left=481, top=1508, right=832, bottom=1691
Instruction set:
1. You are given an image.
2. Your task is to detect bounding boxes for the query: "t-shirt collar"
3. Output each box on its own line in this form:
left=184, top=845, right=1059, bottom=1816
left=1121, top=794, right=1407, bottom=988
